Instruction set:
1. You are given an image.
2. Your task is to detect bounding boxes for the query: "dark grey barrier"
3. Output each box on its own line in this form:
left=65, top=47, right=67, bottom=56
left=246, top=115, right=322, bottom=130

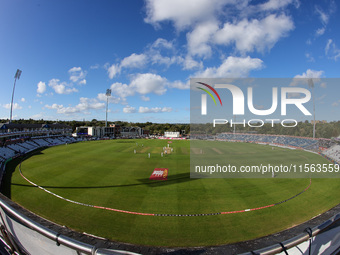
left=240, top=213, right=340, bottom=255
left=0, top=197, right=140, bottom=255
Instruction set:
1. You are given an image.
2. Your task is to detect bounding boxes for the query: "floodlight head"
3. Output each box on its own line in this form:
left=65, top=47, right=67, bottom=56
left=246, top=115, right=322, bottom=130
left=106, top=89, right=111, bottom=97
left=15, top=69, right=22, bottom=80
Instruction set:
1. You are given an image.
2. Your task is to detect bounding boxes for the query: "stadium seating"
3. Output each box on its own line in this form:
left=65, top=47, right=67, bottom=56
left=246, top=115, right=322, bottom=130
left=0, top=136, right=81, bottom=162
left=0, top=147, right=16, bottom=159
left=216, top=133, right=319, bottom=150
left=323, top=145, right=340, bottom=164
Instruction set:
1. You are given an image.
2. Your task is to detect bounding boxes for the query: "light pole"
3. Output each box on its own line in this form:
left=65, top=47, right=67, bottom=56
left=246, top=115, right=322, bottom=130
left=105, top=89, right=111, bottom=128
left=10, top=69, right=22, bottom=123
left=308, top=79, right=316, bottom=138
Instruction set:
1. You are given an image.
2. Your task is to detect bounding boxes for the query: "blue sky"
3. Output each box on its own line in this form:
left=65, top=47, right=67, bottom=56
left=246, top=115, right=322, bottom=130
left=0, top=0, right=339, bottom=123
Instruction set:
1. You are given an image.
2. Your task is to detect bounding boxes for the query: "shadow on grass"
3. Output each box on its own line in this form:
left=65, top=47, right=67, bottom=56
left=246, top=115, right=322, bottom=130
left=1, top=149, right=45, bottom=199
left=11, top=172, right=202, bottom=190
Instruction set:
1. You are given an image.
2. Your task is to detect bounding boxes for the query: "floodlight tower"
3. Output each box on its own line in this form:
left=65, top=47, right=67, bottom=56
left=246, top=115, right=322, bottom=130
left=308, top=79, right=316, bottom=138
left=10, top=69, right=22, bottom=123
left=105, top=89, right=111, bottom=128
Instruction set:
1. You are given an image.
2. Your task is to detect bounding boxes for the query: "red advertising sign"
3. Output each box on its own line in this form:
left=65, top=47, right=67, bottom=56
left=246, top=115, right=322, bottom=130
left=150, top=168, right=168, bottom=180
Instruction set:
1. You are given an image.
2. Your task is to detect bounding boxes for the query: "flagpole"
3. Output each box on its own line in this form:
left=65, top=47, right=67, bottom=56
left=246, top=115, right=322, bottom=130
left=10, top=69, right=22, bottom=123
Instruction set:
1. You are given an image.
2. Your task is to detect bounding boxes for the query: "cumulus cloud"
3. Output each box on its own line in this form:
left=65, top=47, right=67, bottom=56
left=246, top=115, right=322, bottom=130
left=187, top=20, right=219, bottom=57
left=130, top=73, right=167, bottom=95
left=290, top=69, right=324, bottom=87
left=68, top=67, right=87, bottom=85
left=48, top=79, right=78, bottom=95
left=111, top=73, right=167, bottom=98
left=108, top=64, right=121, bottom=79
left=195, top=56, right=263, bottom=78
left=168, top=80, right=190, bottom=90
left=120, top=53, right=147, bottom=69
left=37, top=81, right=46, bottom=94
left=183, top=56, right=203, bottom=70
left=108, top=53, right=147, bottom=78
left=144, top=0, right=241, bottom=30
left=138, top=106, right=172, bottom=113
left=97, top=93, right=123, bottom=104
left=3, top=103, right=22, bottom=110
left=257, top=0, right=299, bottom=11
left=294, top=69, right=324, bottom=79
left=214, top=14, right=294, bottom=54
left=123, top=106, right=137, bottom=113
left=141, top=95, right=150, bottom=101
left=145, top=0, right=296, bottom=57
left=45, top=97, right=105, bottom=115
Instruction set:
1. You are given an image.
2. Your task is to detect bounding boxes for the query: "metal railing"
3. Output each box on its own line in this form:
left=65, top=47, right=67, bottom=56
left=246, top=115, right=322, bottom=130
left=0, top=141, right=339, bottom=254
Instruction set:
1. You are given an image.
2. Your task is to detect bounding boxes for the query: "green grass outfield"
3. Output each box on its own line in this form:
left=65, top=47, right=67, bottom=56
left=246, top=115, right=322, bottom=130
left=4, top=139, right=340, bottom=247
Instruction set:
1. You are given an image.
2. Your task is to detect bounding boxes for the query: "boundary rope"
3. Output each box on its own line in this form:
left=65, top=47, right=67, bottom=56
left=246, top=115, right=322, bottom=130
left=19, top=163, right=312, bottom=217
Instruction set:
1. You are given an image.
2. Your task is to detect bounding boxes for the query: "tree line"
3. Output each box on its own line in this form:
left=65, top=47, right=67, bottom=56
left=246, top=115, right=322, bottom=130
left=1, top=118, right=340, bottom=139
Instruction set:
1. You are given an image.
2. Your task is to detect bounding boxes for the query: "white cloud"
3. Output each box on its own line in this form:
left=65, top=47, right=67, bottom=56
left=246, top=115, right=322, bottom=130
left=30, top=113, right=46, bottom=119
left=138, top=106, right=172, bottom=113
left=290, top=69, right=324, bottom=87
left=78, top=79, right=86, bottom=85
left=183, top=56, right=203, bottom=70
left=168, top=80, right=190, bottom=90
left=108, top=53, right=147, bottom=79
left=130, top=73, right=167, bottom=95
left=187, top=20, right=219, bottom=58
left=144, top=0, right=235, bottom=30
left=111, top=73, right=168, bottom=98
left=45, top=97, right=105, bottom=115
left=48, top=79, right=78, bottom=95
left=315, top=6, right=329, bottom=26
left=195, top=56, right=263, bottom=78
left=313, top=4, right=336, bottom=38
left=148, top=38, right=184, bottom=68
left=37, top=81, right=46, bottom=94
left=3, top=103, right=22, bottom=110
left=315, top=27, right=325, bottom=37
left=69, top=67, right=81, bottom=72
left=110, top=82, right=135, bottom=98
left=214, top=14, right=294, bottom=54
left=120, top=53, right=147, bottom=69
left=68, top=67, right=87, bottom=85
left=108, top=64, right=120, bottom=79
left=151, top=38, right=174, bottom=49
left=258, top=0, right=299, bottom=11
left=45, top=103, right=64, bottom=110
left=123, top=106, right=137, bottom=113
left=141, top=95, right=150, bottom=101
left=145, top=0, right=296, bottom=58
left=325, top=39, right=332, bottom=55
left=325, top=39, right=340, bottom=61
left=21, top=98, right=26, bottom=102
left=90, top=64, right=100, bottom=69
left=294, top=69, right=324, bottom=79
left=97, top=93, right=123, bottom=104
